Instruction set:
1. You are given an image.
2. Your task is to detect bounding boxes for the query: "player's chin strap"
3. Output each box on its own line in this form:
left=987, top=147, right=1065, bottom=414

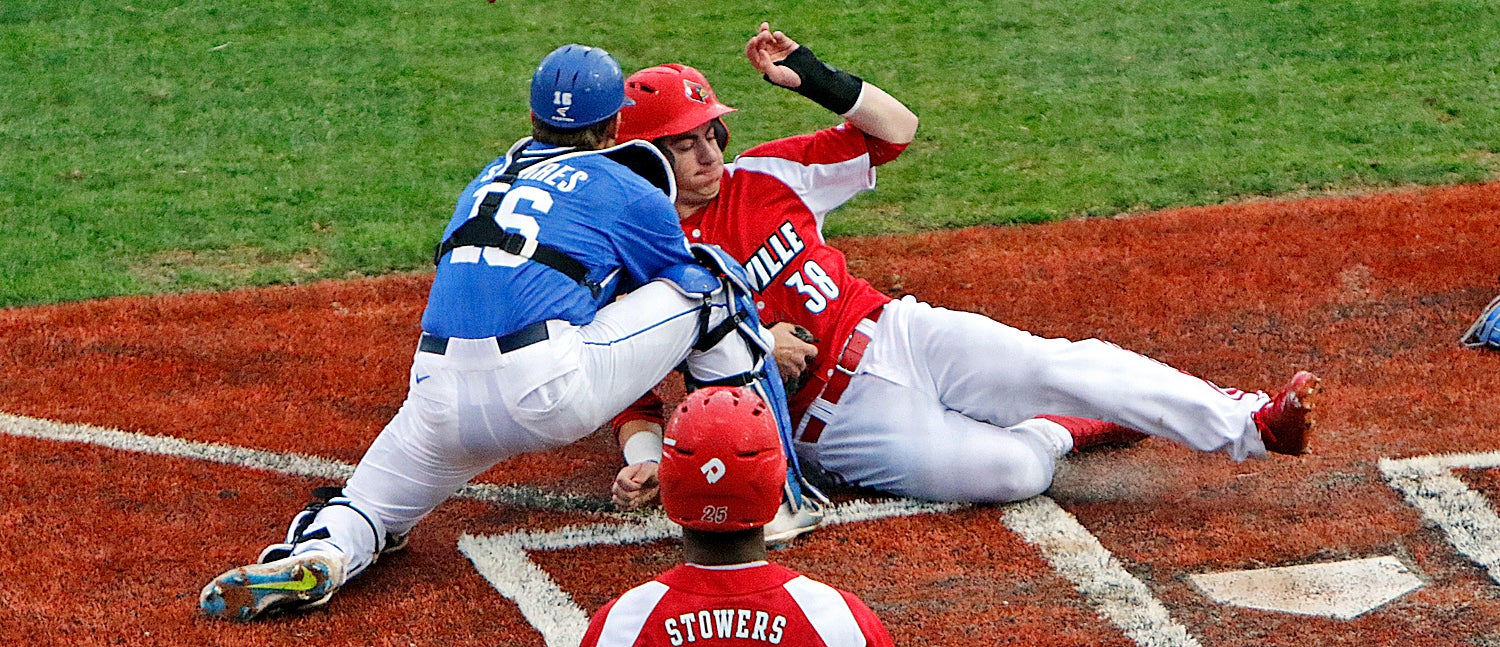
left=675, top=243, right=829, bottom=510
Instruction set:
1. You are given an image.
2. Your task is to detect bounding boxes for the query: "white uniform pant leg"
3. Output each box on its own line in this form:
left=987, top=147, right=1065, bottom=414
left=342, top=348, right=561, bottom=535
left=802, top=374, right=1060, bottom=503
left=302, top=346, right=558, bottom=575
left=575, top=280, right=760, bottom=423
left=892, top=298, right=1269, bottom=459
left=327, top=281, right=751, bottom=574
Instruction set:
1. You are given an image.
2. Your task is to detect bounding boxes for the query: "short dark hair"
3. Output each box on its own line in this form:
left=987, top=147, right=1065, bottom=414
left=531, top=114, right=617, bottom=149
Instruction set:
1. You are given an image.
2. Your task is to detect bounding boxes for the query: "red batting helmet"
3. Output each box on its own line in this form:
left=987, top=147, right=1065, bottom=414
left=619, top=64, right=736, bottom=145
left=660, top=387, right=784, bottom=532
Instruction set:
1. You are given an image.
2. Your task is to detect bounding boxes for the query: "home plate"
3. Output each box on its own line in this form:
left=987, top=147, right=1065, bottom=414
left=1187, top=556, right=1423, bottom=620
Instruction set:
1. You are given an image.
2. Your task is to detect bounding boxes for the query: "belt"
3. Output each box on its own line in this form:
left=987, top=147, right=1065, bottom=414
left=795, top=307, right=883, bottom=444
left=418, top=320, right=549, bottom=355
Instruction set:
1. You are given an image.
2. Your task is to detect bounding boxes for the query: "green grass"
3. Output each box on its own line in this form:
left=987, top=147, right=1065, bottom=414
left=3, top=0, right=1497, bottom=306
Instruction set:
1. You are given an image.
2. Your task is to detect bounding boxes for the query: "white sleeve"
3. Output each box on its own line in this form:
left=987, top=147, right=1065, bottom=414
left=594, top=581, right=670, bottom=647
left=782, top=576, right=867, bottom=647
left=730, top=153, right=877, bottom=230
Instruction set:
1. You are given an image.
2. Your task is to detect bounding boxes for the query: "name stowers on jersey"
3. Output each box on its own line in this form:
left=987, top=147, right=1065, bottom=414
left=580, top=562, right=894, bottom=647
left=664, top=607, right=788, bottom=644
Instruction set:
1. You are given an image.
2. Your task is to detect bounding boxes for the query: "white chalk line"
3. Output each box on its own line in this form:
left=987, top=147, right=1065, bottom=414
left=1379, top=450, right=1500, bottom=584
left=0, top=411, right=612, bottom=512
left=1003, top=497, right=1203, bottom=647
left=3, top=409, right=1199, bottom=647
left=461, top=496, right=1202, bottom=647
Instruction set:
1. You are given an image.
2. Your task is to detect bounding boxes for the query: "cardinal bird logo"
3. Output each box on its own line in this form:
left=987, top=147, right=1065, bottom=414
left=683, top=79, right=709, bottom=104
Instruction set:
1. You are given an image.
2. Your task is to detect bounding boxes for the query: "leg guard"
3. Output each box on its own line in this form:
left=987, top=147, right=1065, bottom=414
left=258, top=487, right=396, bottom=581
left=678, top=244, right=827, bottom=511
left=200, top=486, right=395, bottom=622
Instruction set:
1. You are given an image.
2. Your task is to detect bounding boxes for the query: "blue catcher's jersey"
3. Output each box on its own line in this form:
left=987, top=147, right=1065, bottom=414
left=421, top=139, right=692, bottom=339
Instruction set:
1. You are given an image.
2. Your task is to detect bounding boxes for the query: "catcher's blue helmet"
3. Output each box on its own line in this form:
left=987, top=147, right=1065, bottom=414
left=530, top=44, right=633, bottom=129
left=1462, top=294, right=1500, bottom=350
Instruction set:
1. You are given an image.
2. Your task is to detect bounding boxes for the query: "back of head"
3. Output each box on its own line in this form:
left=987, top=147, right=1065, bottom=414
left=660, top=387, right=784, bottom=532
left=530, top=44, right=633, bottom=145
left=618, top=63, right=736, bottom=145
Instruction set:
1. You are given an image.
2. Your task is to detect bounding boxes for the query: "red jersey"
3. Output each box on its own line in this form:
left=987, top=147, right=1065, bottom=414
left=579, top=562, right=894, bottom=647
left=611, top=125, right=906, bottom=430
left=685, top=125, right=906, bottom=417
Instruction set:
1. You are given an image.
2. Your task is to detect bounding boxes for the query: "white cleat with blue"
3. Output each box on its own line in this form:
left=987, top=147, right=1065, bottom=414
left=199, top=550, right=345, bottom=622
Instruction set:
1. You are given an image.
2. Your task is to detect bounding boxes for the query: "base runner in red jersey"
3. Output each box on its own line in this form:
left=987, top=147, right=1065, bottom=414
left=608, top=22, right=1319, bottom=515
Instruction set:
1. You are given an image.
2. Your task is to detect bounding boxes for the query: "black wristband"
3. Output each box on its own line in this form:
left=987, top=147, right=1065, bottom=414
left=767, top=45, right=864, bottom=115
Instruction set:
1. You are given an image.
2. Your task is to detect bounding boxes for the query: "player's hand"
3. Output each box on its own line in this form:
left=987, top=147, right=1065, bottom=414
left=612, top=461, right=661, bottom=511
left=770, top=321, right=819, bottom=380
left=745, top=21, right=803, bottom=88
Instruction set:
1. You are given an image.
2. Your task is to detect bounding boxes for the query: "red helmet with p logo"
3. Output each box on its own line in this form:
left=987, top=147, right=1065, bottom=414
left=659, top=387, right=784, bottom=532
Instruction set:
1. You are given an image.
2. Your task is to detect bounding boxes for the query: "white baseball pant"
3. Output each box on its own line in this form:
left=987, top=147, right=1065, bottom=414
left=292, top=280, right=760, bottom=576
left=795, top=296, right=1271, bottom=503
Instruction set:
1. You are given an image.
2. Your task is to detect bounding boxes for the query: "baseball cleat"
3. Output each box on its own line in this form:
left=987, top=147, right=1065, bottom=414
left=1038, top=415, right=1148, bottom=452
left=1254, top=371, right=1320, bottom=455
left=199, top=550, right=346, bottom=622
left=763, top=499, right=825, bottom=545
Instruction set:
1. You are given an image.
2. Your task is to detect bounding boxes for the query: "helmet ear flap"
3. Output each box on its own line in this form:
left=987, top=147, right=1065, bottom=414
left=710, top=118, right=730, bottom=151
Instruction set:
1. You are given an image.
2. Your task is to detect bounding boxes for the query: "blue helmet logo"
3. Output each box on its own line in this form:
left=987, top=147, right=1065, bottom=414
left=530, top=44, right=635, bottom=129
left=1463, top=294, right=1500, bottom=350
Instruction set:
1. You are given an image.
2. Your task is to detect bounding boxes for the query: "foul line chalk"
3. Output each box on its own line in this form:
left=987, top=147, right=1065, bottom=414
left=0, top=411, right=611, bottom=513
left=6, top=409, right=1195, bottom=647
left=1380, top=451, right=1500, bottom=584
left=1003, top=497, right=1204, bottom=647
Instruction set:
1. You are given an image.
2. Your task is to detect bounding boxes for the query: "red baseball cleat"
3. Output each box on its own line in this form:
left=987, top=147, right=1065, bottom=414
left=1254, top=371, right=1320, bottom=455
left=1038, top=415, right=1149, bottom=452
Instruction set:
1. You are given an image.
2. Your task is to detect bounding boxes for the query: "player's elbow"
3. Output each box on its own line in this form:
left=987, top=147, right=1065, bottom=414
left=895, top=110, right=918, bottom=144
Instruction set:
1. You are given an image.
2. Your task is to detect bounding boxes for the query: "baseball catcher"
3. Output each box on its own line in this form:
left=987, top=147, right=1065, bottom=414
left=200, top=43, right=799, bottom=622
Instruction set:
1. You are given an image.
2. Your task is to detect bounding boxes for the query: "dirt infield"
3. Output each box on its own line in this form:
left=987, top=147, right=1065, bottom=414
left=4, top=182, right=1500, bottom=646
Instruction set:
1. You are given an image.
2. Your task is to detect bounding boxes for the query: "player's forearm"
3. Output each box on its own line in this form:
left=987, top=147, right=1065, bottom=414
left=844, top=82, right=918, bottom=145
left=767, top=45, right=917, bottom=145
left=617, top=419, right=665, bottom=465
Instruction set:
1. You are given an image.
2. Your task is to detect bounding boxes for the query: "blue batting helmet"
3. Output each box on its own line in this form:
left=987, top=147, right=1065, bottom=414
left=530, top=44, right=634, bottom=129
left=1463, top=294, right=1500, bottom=350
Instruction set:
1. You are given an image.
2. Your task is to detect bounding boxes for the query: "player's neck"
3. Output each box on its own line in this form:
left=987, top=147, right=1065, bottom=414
left=681, top=528, right=768, bottom=565
left=676, top=200, right=707, bottom=221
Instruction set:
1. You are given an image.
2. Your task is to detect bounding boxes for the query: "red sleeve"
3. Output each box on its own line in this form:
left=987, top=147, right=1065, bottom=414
left=579, top=597, right=620, bottom=647
left=840, top=591, right=895, bottom=647
left=611, top=389, right=665, bottom=436
left=739, top=124, right=908, bottom=169
left=862, top=131, right=907, bottom=167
